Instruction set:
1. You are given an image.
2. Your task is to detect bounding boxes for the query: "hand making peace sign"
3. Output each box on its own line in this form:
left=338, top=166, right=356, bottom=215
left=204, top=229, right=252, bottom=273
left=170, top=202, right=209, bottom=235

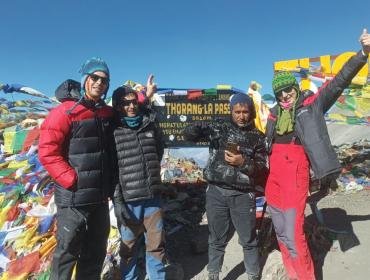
left=360, top=28, right=370, bottom=55
left=146, top=74, right=157, bottom=99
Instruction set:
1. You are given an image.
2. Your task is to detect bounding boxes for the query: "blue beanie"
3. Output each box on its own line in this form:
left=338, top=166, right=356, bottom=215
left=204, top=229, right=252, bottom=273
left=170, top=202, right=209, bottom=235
left=79, top=57, right=110, bottom=92
left=229, top=93, right=256, bottom=120
left=230, top=92, right=253, bottom=107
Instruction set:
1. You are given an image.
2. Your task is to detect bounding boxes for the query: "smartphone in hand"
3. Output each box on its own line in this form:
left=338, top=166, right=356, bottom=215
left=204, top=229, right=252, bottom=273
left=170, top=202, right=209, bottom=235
left=225, top=142, right=239, bottom=153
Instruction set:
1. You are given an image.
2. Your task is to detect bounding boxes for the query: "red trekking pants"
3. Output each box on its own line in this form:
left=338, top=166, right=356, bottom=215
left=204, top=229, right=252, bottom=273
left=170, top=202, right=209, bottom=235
left=265, top=143, right=315, bottom=280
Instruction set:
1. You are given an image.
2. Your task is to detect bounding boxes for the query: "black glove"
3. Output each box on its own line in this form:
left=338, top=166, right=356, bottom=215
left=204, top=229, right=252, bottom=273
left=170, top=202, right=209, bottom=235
left=113, top=198, right=131, bottom=227
left=113, top=185, right=138, bottom=226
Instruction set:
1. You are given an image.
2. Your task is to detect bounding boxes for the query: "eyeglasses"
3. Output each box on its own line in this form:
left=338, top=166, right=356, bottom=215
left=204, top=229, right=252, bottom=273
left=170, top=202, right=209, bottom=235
left=120, top=99, right=138, bottom=107
left=276, top=86, right=294, bottom=98
left=88, top=73, right=109, bottom=85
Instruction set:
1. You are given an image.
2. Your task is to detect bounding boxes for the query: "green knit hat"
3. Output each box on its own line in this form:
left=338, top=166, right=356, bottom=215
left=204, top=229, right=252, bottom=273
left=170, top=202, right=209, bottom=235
left=272, top=71, right=300, bottom=97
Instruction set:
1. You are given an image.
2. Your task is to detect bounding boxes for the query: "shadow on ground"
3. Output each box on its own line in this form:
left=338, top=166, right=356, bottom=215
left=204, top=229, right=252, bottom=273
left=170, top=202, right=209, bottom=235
left=167, top=224, right=209, bottom=280
left=305, top=206, right=370, bottom=280
left=166, top=201, right=370, bottom=280
left=223, top=261, right=245, bottom=280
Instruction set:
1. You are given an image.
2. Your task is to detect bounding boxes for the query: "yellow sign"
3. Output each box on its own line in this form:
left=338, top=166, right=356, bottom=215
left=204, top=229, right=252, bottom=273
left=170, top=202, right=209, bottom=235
left=274, top=52, right=370, bottom=89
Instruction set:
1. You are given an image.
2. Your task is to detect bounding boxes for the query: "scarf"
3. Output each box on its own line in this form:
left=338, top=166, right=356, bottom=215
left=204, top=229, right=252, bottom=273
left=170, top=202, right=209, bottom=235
left=122, top=115, right=143, bottom=128
left=276, top=107, right=294, bottom=135
left=275, top=97, right=299, bottom=135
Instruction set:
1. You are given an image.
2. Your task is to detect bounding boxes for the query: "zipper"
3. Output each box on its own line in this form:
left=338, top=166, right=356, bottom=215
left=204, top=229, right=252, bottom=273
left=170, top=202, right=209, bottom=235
left=266, top=120, right=276, bottom=154
left=95, top=112, right=106, bottom=201
left=70, top=207, right=88, bottom=231
left=294, top=118, right=305, bottom=147
left=137, top=127, right=153, bottom=198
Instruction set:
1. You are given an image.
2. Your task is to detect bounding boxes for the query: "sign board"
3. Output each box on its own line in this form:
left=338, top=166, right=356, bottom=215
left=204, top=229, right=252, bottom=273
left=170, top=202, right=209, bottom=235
left=153, top=87, right=244, bottom=147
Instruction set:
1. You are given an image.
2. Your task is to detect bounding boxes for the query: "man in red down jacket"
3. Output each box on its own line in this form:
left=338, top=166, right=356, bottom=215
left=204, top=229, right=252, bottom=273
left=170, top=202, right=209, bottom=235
left=39, top=57, right=115, bottom=280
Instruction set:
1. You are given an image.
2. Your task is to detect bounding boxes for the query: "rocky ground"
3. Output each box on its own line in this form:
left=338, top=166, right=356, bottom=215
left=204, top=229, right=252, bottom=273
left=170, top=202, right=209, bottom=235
left=134, top=128, right=370, bottom=280
left=166, top=189, right=370, bottom=280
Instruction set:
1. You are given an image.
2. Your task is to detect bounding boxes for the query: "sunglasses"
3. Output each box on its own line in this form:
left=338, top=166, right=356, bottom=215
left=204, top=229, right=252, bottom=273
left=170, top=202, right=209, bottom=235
left=88, top=73, right=109, bottom=85
left=120, top=99, right=138, bottom=106
left=276, top=86, right=294, bottom=98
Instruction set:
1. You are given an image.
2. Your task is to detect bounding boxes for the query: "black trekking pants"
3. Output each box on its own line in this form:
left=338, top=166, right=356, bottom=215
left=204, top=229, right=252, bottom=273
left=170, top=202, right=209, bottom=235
left=206, top=185, right=260, bottom=277
left=51, top=203, right=110, bottom=280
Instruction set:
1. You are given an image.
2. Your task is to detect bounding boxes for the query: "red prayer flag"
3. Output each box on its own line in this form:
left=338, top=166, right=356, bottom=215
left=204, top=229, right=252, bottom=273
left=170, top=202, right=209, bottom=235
left=7, top=251, right=40, bottom=278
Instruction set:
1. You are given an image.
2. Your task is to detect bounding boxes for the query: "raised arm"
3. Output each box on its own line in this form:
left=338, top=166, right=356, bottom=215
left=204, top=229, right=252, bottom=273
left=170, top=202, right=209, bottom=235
left=183, top=121, right=212, bottom=143
left=313, top=29, right=369, bottom=113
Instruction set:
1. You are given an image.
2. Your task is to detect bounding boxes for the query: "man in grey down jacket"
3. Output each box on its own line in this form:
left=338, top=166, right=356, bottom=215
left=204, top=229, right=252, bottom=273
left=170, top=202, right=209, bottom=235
left=111, top=75, right=167, bottom=280
left=184, top=93, right=268, bottom=280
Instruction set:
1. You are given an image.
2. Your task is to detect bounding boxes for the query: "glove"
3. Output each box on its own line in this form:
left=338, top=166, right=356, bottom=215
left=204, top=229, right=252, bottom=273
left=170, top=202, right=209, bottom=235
left=113, top=198, right=132, bottom=226
left=113, top=185, right=138, bottom=226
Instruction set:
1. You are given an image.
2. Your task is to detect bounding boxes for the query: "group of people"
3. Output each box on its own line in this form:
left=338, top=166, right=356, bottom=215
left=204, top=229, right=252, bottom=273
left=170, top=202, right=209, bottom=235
left=38, top=29, right=370, bottom=280
left=39, top=61, right=166, bottom=280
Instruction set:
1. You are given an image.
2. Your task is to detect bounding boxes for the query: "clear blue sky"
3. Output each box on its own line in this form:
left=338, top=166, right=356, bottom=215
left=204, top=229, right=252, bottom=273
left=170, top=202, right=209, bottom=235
left=1, top=0, right=369, bottom=99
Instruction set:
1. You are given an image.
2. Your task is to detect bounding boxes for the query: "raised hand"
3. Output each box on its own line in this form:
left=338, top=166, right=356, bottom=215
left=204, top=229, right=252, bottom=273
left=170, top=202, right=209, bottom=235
left=359, top=28, right=370, bottom=55
left=146, top=74, right=157, bottom=99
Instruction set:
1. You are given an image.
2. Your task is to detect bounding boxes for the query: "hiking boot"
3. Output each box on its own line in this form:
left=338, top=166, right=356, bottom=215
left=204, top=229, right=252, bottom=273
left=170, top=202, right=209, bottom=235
left=247, top=274, right=260, bottom=280
left=208, top=272, right=219, bottom=280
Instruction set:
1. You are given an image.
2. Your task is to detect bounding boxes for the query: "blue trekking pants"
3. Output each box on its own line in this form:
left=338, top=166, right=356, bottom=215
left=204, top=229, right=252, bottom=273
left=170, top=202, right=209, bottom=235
left=119, top=197, right=166, bottom=280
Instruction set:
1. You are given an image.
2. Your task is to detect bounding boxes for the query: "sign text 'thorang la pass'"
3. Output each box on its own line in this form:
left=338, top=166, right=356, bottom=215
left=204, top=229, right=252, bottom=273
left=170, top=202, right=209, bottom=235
left=153, top=86, right=244, bottom=148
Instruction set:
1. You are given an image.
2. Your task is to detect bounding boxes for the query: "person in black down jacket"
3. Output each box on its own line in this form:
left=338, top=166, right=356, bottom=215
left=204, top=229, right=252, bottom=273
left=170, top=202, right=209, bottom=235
left=184, top=93, right=268, bottom=280
left=111, top=75, right=167, bottom=280
left=39, top=57, right=115, bottom=280
left=265, top=29, right=370, bottom=280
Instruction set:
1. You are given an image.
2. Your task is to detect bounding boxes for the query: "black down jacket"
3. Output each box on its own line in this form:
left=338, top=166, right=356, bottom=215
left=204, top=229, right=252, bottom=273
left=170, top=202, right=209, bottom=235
left=113, top=110, right=164, bottom=202
left=184, top=119, right=268, bottom=191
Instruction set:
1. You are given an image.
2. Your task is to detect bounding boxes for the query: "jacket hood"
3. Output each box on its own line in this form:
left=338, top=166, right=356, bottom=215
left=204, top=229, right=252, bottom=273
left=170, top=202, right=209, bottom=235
left=55, top=79, right=107, bottom=114
left=55, top=79, right=82, bottom=102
